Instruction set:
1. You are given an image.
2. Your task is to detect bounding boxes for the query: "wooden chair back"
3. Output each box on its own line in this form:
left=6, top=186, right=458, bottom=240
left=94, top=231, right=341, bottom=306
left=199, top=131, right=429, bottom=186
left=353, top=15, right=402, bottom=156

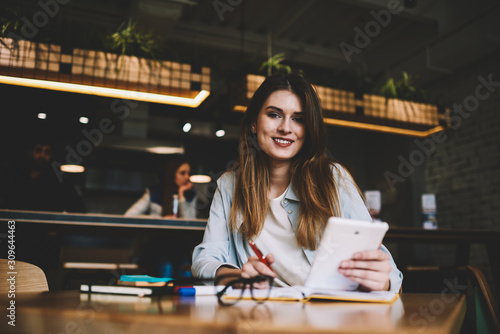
left=403, top=265, right=499, bottom=333
left=0, top=259, right=49, bottom=293
left=466, top=265, right=500, bottom=333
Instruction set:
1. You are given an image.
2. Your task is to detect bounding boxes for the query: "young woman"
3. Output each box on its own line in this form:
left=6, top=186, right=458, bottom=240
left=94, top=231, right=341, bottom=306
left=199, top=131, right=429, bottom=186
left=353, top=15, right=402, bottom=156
left=192, top=73, right=402, bottom=292
left=125, top=157, right=197, bottom=219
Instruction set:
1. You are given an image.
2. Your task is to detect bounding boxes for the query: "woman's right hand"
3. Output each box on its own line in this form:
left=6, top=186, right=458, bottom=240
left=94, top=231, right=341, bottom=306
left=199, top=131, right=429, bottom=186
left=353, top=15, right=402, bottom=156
left=241, top=255, right=276, bottom=289
left=215, top=255, right=276, bottom=288
left=241, top=254, right=276, bottom=279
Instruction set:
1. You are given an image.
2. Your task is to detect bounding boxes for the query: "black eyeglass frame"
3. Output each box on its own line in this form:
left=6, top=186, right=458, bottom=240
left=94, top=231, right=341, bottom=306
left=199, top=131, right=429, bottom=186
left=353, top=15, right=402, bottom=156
left=215, top=274, right=274, bottom=306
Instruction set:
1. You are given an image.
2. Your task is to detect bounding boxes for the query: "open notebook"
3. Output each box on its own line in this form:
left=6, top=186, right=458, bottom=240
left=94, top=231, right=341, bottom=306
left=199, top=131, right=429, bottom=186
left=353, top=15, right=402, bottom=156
left=224, top=286, right=399, bottom=303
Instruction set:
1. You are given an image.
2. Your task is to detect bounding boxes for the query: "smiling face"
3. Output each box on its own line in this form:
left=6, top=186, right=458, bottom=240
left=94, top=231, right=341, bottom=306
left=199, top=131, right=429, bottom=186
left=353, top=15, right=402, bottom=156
left=252, top=90, right=306, bottom=166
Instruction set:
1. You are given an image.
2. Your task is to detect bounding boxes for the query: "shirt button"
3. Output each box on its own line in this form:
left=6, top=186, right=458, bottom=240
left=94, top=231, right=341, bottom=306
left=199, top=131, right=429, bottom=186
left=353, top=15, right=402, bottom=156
left=283, top=200, right=288, bottom=204
left=287, top=210, right=292, bottom=214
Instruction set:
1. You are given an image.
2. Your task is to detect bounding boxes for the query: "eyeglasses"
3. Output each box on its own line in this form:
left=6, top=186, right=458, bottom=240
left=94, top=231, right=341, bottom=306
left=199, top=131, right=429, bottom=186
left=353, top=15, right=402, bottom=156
left=215, top=274, right=274, bottom=306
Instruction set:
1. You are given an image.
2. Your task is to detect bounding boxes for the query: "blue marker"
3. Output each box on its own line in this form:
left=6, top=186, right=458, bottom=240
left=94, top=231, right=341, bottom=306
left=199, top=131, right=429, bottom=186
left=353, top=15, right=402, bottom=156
left=175, top=286, right=223, bottom=296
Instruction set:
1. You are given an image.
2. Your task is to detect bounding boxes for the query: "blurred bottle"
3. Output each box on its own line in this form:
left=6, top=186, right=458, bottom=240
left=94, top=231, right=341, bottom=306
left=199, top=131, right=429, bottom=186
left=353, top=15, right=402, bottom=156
left=364, top=190, right=382, bottom=222
left=159, top=261, right=173, bottom=278
left=172, top=194, right=179, bottom=217
left=422, top=194, right=437, bottom=229
left=179, top=260, right=193, bottom=278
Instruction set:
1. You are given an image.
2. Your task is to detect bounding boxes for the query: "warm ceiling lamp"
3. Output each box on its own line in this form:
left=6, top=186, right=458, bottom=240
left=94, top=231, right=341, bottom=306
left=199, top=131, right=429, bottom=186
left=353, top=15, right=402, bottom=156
left=145, top=147, right=185, bottom=155
left=60, top=164, right=85, bottom=173
left=190, top=175, right=211, bottom=183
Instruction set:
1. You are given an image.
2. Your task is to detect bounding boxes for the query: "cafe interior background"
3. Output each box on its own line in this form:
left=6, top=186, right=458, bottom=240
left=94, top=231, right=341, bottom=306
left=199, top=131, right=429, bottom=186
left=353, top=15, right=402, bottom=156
left=0, top=0, right=499, bottom=291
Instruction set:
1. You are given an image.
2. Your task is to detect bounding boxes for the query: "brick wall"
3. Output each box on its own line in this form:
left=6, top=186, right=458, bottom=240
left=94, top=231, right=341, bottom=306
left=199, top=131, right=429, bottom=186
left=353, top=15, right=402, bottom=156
left=423, top=65, right=500, bottom=291
left=425, top=75, right=500, bottom=231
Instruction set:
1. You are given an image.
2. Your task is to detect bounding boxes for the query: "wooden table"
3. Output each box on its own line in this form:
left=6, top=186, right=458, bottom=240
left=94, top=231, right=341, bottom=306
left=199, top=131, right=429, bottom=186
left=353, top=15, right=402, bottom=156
left=0, top=209, right=207, bottom=230
left=2, top=291, right=465, bottom=334
left=2, top=210, right=499, bottom=295
left=0, top=210, right=206, bottom=289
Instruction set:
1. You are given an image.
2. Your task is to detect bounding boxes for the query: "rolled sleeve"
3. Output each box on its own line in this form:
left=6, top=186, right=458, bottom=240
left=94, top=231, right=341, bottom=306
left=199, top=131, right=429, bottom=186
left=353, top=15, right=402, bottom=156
left=192, top=173, right=239, bottom=279
left=381, top=245, right=404, bottom=292
left=124, top=190, right=151, bottom=216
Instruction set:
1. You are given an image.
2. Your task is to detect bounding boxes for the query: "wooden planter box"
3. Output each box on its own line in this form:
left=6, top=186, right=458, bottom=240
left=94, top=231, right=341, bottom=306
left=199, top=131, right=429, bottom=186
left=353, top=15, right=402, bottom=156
left=231, top=74, right=446, bottom=137
left=0, top=37, right=210, bottom=100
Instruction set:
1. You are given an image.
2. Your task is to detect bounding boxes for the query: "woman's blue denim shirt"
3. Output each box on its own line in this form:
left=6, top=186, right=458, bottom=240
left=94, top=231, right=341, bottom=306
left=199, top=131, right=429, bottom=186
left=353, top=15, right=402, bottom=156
left=192, top=165, right=403, bottom=292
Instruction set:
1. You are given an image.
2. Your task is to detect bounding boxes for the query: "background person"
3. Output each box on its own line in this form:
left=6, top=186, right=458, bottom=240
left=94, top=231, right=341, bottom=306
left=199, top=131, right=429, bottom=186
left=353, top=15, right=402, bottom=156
left=2, top=139, right=86, bottom=287
left=125, top=156, right=197, bottom=219
left=126, top=156, right=198, bottom=277
left=4, top=140, right=86, bottom=213
left=192, top=73, right=402, bottom=292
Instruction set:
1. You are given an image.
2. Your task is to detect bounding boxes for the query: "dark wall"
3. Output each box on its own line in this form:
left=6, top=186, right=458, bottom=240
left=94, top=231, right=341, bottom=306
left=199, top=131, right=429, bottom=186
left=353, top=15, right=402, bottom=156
left=326, top=125, right=417, bottom=227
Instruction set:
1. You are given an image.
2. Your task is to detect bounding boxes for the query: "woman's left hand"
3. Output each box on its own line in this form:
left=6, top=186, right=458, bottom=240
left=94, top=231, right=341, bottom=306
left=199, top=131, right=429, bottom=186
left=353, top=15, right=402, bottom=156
left=338, top=249, right=392, bottom=291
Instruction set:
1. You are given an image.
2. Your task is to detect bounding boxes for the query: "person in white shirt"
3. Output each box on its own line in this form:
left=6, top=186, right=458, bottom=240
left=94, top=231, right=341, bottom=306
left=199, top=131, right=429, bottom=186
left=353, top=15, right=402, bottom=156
left=125, top=157, right=197, bottom=219
left=192, top=73, right=402, bottom=292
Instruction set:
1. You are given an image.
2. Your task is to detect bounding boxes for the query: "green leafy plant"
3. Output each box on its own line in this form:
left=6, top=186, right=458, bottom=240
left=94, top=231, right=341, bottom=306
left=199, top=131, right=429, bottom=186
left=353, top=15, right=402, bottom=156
left=0, top=8, right=26, bottom=51
left=104, top=19, right=162, bottom=59
left=380, top=72, right=427, bottom=102
left=380, top=77, right=397, bottom=97
left=259, top=53, right=292, bottom=76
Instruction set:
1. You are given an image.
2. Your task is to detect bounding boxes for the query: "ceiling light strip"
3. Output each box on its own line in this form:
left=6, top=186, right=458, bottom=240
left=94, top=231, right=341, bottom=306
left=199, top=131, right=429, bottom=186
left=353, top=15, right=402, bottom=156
left=0, top=75, right=210, bottom=108
left=323, top=117, right=445, bottom=137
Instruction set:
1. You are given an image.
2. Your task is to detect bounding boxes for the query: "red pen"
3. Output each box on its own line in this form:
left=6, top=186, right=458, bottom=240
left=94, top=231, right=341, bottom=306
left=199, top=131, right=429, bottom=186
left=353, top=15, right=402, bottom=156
left=248, top=240, right=274, bottom=272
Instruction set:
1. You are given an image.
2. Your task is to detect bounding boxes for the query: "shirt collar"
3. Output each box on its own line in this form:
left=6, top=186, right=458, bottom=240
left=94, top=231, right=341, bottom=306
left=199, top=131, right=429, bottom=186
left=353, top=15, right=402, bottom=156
left=284, top=182, right=300, bottom=201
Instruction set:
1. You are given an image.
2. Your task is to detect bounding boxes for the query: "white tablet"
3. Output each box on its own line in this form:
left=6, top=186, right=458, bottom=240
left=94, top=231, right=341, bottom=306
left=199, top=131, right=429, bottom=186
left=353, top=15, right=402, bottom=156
left=304, top=217, right=389, bottom=290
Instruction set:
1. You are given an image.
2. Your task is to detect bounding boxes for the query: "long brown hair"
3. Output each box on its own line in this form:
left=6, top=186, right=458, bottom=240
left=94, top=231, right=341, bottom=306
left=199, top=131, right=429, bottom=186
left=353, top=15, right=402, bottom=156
left=161, top=156, right=190, bottom=216
left=229, top=73, right=342, bottom=250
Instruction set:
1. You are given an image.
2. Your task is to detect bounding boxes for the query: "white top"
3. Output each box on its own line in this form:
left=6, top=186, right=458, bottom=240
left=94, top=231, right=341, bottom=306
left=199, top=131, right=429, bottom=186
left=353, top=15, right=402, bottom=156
left=125, top=189, right=163, bottom=216
left=124, top=188, right=197, bottom=219
left=250, top=186, right=311, bottom=287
